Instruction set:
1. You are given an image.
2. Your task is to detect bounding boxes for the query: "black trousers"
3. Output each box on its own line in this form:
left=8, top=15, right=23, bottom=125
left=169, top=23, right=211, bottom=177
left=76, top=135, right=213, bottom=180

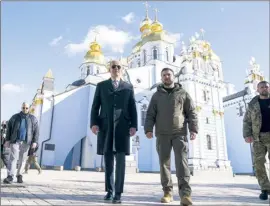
left=104, top=151, right=126, bottom=194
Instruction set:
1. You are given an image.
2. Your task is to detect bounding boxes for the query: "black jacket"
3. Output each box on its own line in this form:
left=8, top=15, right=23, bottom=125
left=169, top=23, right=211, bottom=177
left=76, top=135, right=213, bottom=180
left=90, top=79, right=138, bottom=155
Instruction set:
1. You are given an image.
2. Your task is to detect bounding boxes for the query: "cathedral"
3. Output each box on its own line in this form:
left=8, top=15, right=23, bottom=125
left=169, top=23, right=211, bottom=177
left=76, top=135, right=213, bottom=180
left=27, top=5, right=266, bottom=176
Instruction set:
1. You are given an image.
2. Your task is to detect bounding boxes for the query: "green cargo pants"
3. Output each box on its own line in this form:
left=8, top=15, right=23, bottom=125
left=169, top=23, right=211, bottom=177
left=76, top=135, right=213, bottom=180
left=253, top=132, right=270, bottom=190
left=156, top=134, right=191, bottom=198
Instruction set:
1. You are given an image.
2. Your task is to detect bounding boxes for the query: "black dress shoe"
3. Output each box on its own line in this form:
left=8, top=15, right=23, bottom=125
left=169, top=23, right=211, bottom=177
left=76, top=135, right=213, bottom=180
left=104, top=192, right=113, bottom=200
left=112, top=193, right=122, bottom=204
left=259, top=190, right=268, bottom=200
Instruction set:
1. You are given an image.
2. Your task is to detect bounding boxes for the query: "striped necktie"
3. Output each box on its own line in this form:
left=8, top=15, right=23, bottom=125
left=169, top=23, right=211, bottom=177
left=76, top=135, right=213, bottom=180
left=113, top=80, right=119, bottom=89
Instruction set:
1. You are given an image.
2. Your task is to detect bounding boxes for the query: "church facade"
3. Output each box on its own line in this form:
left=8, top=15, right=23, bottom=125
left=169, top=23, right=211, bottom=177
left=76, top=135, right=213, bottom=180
left=28, top=6, right=267, bottom=176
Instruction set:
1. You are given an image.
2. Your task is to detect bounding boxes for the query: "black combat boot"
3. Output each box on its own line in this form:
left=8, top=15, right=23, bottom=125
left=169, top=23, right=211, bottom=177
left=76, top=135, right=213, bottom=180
left=16, top=175, right=23, bottom=183
left=259, top=190, right=268, bottom=200
left=3, top=175, right=13, bottom=184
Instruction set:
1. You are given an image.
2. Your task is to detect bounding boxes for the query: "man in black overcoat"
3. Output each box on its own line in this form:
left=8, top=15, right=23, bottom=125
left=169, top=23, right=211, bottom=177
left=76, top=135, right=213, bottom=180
left=90, top=60, right=138, bottom=204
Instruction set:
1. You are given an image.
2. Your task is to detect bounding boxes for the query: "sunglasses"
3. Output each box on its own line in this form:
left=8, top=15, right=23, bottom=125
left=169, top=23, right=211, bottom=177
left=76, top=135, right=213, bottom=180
left=22, top=107, right=29, bottom=109
left=111, top=65, right=121, bottom=70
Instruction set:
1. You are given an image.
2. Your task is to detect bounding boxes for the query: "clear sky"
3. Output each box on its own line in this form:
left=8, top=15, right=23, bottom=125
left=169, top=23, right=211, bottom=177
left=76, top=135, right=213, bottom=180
left=1, top=1, right=269, bottom=120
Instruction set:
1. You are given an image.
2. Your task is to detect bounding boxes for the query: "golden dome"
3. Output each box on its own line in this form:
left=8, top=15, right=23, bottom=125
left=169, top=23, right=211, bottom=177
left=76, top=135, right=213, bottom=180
left=140, top=17, right=152, bottom=33
left=84, top=39, right=105, bottom=65
left=151, top=21, right=163, bottom=33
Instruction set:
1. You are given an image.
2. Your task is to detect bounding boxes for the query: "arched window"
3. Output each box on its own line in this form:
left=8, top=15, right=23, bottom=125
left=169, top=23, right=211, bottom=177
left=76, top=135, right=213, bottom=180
left=166, top=48, right=169, bottom=61
left=153, top=47, right=158, bottom=60
left=86, top=66, right=90, bottom=76
left=141, top=104, right=148, bottom=126
left=137, top=59, right=141, bottom=67
left=203, top=90, right=207, bottom=101
left=206, top=135, right=212, bottom=150
left=143, top=50, right=147, bottom=65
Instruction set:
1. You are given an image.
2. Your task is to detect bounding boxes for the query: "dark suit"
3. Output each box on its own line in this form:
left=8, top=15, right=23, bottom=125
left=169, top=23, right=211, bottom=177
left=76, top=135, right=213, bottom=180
left=90, top=78, right=137, bottom=194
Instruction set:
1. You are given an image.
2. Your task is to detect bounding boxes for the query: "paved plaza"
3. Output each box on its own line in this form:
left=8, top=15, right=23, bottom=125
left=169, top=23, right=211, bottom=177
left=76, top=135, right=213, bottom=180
left=1, top=169, right=270, bottom=205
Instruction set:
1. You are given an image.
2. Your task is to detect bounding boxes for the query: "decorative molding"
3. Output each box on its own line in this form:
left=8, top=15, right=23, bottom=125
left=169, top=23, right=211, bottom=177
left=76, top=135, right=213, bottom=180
left=212, top=109, right=224, bottom=116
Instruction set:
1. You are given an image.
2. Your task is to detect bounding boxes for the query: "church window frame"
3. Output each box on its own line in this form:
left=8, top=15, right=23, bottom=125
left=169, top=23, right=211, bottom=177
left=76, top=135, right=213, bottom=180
left=203, top=90, right=207, bottom=101
left=206, top=134, right=212, bottom=150
left=143, top=50, right=147, bottom=65
left=141, top=104, right=148, bottom=127
left=86, top=66, right=90, bottom=76
left=137, top=59, right=141, bottom=67
left=166, top=47, right=169, bottom=61
left=153, top=46, right=158, bottom=60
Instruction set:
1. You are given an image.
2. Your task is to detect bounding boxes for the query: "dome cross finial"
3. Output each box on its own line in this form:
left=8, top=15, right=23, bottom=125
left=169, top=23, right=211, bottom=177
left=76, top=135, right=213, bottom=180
left=143, top=2, right=150, bottom=19
left=93, top=28, right=99, bottom=42
left=153, top=8, right=159, bottom=22
left=200, top=28, right=205, bottom=40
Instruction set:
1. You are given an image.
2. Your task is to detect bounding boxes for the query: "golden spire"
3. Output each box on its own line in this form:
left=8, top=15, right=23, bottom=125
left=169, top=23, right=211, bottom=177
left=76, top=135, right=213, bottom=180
left=44, top=69, right=53, bottom=79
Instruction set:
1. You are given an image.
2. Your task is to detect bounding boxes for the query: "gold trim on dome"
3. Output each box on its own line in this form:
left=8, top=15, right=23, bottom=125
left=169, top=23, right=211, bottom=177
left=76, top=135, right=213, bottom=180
left=35, top=98, right=43, bottom=105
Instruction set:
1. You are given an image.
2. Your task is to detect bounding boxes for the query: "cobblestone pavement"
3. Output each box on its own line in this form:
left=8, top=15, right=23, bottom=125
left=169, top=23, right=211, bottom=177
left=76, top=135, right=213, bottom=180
left=1, top=169, right=270, bottom=205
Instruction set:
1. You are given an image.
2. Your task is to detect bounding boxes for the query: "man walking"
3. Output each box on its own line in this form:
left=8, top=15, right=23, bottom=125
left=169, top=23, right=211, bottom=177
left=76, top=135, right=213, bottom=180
left=24, top=143, right=42, bottom=174
left=144, top=68, right=198, bottom=206
left=90, top=60, right=137, bottom=204
left=3, top=102, right=39, bottom=184
left=243, top=80, right=270, bottom=200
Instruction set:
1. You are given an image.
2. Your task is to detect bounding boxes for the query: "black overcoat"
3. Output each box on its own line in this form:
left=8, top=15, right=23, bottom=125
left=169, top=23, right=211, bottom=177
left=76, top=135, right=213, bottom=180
left=90, top=79, right=138, bottom=155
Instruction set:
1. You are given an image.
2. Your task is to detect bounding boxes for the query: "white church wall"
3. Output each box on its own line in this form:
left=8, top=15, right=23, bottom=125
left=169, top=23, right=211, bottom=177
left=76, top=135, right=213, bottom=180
left=127, top=65, right=153, bottom=88
left=37, top=97, right=55, bottom=165
left=224, top=96, right=253, bottom=174
left=41, top=86, right=90, bottom=167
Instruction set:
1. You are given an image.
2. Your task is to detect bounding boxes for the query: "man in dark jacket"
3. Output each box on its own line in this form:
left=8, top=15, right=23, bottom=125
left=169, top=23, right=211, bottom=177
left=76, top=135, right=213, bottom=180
left=91, top=60, right=137, bottom=204
left=144, top=68, right=198, bottom=206
left=3, top=102, right=39, bottom=184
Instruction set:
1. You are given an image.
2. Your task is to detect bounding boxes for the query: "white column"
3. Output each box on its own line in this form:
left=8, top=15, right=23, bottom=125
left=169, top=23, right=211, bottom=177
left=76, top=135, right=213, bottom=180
left=210, top=85, right=220, bottom=161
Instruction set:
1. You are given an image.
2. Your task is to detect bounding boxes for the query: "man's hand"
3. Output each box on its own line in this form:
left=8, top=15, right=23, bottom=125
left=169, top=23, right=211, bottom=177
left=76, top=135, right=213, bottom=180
left=91, top=125, right=99, bottom=135
left=130, top=128, right=136, bottom=136
left=31, top=142, right=37, bottom=149
left=146, top=132, right=153, bottom=139
left=190, top=132, right=196, bottom=141
left=4, top=141, right=10, bottom=148
left=245, top=137, right=254, bottom=143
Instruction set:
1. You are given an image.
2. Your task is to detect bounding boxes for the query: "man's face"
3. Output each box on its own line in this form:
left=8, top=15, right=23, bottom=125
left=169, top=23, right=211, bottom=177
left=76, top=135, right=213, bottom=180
left=109, top=60, right=122, bottom=78
left=257, top=82, right=269, bottom=97
left=161, top=69, right=174, bottom=86
left=21, top=103, right=29, bottom=114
